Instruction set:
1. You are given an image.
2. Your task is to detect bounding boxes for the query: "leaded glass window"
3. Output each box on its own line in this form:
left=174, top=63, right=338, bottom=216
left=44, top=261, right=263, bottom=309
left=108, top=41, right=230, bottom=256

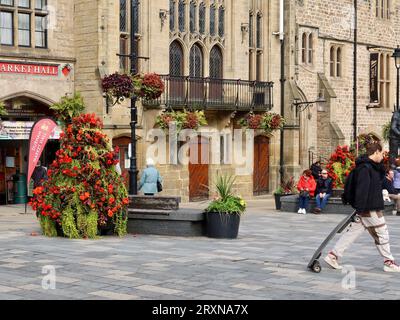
left=210, top=5, right=216, bottom=36
left=170, top=41, right=184, bottom=76
left=18, top=0, right=29, bottom=8
left=210, top=46, right=223, bottom=78
left=189, top=43, right=203, bottom=77
left=120, top=0, right=127, bottom=32
left=133, top=0, right=139, bottom=33
left=218, top=6, right=224, bottom=37
left=35, top=0, right=46, bottom=10
left=178, top=0, right=185, bottom=32
left=256, top=13, right=261, bottom=48
left=190, top=2, right=196, bottom=33
left=199, top=3, right=205, bottom=34
left=170, top=0, right=175, bottom=31
left=0, top=0, right=13, bottom=6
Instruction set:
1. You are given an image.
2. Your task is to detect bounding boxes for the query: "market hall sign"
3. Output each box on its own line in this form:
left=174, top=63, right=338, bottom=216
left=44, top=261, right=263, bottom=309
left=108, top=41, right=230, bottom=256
left=0, top=61, right=59, bottom=76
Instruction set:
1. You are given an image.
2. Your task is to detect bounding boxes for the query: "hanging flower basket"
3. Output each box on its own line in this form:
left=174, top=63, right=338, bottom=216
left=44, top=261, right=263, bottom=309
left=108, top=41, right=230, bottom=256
left=155, top=110, right=207, bottom=132
left=239, top=112, right=285, bottom=135
left=102, top=73, right=134, bottom=105
left=134, top=73, right=165, bottom=100
left=102, top=72, right=165, bottom=105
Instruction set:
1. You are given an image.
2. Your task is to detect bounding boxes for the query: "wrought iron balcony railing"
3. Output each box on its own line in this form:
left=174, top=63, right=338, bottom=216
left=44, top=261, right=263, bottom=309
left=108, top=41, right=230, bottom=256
left=143, top=75, right=274, bottom=111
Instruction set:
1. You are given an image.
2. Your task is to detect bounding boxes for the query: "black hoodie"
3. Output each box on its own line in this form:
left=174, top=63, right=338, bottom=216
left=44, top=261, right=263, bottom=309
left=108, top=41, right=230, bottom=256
left=353, top=155, right=385, bottom=213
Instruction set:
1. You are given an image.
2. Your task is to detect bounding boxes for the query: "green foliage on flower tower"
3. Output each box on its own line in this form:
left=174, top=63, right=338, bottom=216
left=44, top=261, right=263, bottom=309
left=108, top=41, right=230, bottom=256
left=0, top=101, right=7, bottom=117
left=30, top=113, right=129, bottom=239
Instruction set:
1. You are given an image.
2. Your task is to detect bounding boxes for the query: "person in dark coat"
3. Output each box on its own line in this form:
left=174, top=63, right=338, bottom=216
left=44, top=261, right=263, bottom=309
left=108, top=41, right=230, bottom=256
left=324, top=142, right=400, bottom=272
left=31, top=160, right=48, bottom=189
left=313, top=169, right=333, bottom=214
left=310, top=161, right=322, bottom=180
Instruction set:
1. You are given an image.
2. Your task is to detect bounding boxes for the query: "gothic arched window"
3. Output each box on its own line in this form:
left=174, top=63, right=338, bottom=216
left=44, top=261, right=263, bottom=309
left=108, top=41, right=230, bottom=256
left=190, top=2, right=197, bottom=33
left=170, top=41, right=184, bottom=76
left=210, top=46, right=223, bottom=78
left=189, top=43, right=204, bottom=77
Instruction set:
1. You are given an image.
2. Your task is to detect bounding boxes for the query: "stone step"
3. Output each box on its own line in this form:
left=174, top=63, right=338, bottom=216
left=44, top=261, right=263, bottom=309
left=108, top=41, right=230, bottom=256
left=129, top=195, right=181, bottom=210
left=128, top=208, right=204, bottom=221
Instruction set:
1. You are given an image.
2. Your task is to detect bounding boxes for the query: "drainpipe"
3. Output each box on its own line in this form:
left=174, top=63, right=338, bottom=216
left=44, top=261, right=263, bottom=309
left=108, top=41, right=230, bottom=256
left=279, top=0, right=285, bottom=183
left=353, top=0, right=358, bottom=143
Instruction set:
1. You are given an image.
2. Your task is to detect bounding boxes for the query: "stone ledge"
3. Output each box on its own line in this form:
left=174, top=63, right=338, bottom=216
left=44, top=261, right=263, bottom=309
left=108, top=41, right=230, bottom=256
left=129, top=195, right=181, bottom=210
left=280, top=195, right=395, bottom=215
left=128, top=209, right=205, bottom=237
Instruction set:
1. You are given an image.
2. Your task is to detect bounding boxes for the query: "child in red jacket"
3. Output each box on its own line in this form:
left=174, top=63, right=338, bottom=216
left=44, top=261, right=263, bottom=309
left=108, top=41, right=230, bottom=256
left=297, top=169, right=316, bottom=214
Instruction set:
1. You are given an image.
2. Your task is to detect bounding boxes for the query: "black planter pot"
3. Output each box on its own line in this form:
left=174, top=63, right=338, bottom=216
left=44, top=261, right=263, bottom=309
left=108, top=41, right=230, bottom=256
left=205, top=212, right=240, bottom=239
left=55, top=223, right=64, bottom=237
left=99, top=221, right=115, bottom=236
left=274, top=193, right=293, bottom=210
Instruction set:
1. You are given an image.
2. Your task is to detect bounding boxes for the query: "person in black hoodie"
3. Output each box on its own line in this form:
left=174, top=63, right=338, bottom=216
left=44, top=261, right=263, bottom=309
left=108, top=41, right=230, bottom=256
left=324, top=142, right=400, bottom=272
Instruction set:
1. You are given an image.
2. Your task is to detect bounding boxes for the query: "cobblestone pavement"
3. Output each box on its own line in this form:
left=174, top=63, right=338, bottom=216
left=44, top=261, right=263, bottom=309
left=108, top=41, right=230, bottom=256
left=1, top=200, right=400, bottom=300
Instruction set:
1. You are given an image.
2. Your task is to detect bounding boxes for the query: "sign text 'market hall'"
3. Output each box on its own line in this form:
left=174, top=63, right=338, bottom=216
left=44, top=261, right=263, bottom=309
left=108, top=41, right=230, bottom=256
left=0, top=61, right=59, bottom=76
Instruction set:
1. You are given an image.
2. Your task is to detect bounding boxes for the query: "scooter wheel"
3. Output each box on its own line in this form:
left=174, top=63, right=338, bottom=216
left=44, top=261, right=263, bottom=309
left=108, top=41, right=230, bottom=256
left=353, top=216, right=361, bottom=223
left=311, top=260, right=321, bottom=273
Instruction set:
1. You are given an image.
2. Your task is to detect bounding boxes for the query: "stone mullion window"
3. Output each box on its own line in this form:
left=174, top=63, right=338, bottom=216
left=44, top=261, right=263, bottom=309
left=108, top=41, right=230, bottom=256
left=198, top=2, right=205, bottom=34
left=301, top=33, right=307, bottom=64
left=218, top=5, right=224, bottom=38
left=209, top=3, right=216, bottom=36
left=190, top=1, right=197, bottom=33
left=0, top=0, right=49, bottom=48
left=336, top=47, right=341, bottom=77
left=330, top=46, right=336, bottom=77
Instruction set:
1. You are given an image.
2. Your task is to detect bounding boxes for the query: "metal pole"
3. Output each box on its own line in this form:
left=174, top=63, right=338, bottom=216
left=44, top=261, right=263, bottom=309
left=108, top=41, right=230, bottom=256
left=353, top=0, right=357, bottom=143
left=397, top=67, right=399, bottom=111
left=129, top=0, right=138, bottom=195
left=279, top=0, right=285, bottom=184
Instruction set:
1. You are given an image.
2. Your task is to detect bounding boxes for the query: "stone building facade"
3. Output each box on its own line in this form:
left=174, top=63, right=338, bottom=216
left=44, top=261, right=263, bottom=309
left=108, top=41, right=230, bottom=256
left=286, top=0, right=400, bottom=175
left=2, top=0, right=399, bottom=204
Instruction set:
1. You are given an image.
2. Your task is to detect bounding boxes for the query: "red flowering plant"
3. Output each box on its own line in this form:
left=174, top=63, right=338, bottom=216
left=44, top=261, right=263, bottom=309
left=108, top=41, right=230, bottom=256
left=325, top=145, right=355, bottom=188
left=102, top=72, right=165, bottom=105
left=350, top=133, right=381, bottom=157
left=30, top=113, right=129, bottom=239
left=239, top=112, right=285, bottom=135
left=155, top=109, right=207, bottom=132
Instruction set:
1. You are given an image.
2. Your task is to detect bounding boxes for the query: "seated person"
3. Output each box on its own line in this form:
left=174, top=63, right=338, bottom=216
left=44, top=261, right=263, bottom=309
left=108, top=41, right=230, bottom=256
left=383, top=169, right=400, bottom=215
left=297, top=169, right=316, bottom=215
left=313, top=169, right=333, bottom=214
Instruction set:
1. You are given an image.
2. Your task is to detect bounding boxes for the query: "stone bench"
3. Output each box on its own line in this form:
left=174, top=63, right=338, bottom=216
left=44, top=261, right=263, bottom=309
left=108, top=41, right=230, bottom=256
left=280, top=195, right=395, bottom=215
left=128, top=195, right=205, bottom=236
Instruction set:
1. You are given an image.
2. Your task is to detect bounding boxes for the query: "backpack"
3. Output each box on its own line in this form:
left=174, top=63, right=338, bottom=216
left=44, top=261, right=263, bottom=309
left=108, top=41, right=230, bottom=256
left=341, top=163, right=371, bottom=207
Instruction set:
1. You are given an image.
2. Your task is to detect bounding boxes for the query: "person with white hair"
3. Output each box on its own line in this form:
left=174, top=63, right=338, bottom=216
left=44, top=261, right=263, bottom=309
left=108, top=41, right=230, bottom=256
left=138, top=158, right=162, bottom=196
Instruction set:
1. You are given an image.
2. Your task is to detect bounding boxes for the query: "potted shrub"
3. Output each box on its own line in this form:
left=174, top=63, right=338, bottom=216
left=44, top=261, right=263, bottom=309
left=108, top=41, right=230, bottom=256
left=273, top=176, right=296, bottom=210
left=204, top=174, right=246, bottom=239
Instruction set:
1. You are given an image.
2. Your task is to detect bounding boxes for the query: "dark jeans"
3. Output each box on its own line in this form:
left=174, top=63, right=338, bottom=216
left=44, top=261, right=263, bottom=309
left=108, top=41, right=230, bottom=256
left=316, top=194, right=331, bottom=210
left=298, top=196, right=310, bottom=209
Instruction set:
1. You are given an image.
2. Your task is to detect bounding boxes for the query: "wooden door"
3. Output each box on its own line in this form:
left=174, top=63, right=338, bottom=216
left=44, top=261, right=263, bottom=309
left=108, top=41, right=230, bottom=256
left=253, top=136, right=269, bottom=195
left=189, top=136, right=209, bottom=201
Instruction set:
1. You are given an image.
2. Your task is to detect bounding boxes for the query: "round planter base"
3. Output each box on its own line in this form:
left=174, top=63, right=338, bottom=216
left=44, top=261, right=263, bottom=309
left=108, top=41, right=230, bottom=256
left=205, top=212, right=240, bottom=239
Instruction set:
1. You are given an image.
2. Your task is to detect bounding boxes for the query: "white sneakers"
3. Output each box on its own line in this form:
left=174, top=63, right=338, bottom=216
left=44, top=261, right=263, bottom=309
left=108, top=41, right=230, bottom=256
left=324, top=254, right=400, bottom=273
left=297, top=208, right=307, bottom=214
left=324, top=252, right=342, bottom=270
left=384, top=260, right=400, bottom=272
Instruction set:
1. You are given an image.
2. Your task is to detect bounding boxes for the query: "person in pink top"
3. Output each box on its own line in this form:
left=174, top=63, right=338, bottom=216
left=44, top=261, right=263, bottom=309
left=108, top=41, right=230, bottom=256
left=297, top=169, right=317, bottom=214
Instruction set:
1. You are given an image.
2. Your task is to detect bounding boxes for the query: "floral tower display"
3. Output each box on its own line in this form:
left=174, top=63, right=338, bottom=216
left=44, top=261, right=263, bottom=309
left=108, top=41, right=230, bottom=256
left=30, top=113, right=129, bottom=239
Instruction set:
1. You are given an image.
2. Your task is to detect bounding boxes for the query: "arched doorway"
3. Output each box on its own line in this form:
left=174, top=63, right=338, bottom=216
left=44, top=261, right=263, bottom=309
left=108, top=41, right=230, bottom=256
left=253, top=135, right=269, bottom=195
left=189, top=136, right=209, bottom=201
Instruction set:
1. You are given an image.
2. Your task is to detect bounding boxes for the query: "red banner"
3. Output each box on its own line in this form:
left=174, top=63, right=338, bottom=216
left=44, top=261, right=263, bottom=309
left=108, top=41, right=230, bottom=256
left=0, top=61, right=59, bottom=76
left=27, top=118, right=58, bottom=187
